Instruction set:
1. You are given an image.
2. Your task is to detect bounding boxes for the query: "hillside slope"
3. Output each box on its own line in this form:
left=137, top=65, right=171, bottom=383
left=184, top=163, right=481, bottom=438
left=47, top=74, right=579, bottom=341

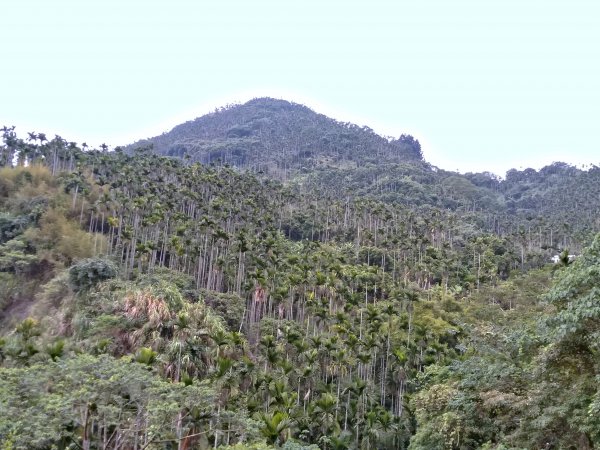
left=2, top=113, right=600, bottom=449
left=128, top=97, right=424, bottom=175
left=127, top=98, right=600, bottom=247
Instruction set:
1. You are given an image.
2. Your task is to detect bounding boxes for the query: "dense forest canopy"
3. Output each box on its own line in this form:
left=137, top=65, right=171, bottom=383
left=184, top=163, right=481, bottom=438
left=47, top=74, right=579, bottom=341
left=1, top=100, right=600, bottom=449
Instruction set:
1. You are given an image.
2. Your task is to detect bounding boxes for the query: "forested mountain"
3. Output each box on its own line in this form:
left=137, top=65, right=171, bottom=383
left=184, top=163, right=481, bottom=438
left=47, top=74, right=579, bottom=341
left=132, top=98, right=600, bottom=251
left=128, top=98, right=424, bottom=175
left=1, top=103, right=600, bottom=450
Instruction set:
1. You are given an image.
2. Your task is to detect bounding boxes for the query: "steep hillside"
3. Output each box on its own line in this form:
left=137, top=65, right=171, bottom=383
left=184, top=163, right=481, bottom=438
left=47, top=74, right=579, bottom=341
left=127, top=99, right=600, bottom=251
left=128, top=97, right=424, bottom=175
left=2, top=110, right=600, bottom=449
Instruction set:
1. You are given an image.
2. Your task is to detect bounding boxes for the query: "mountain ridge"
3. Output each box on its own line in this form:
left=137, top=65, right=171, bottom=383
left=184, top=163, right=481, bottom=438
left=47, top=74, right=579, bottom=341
left=126, top=97, right=424, bottom=175
left=2, top=102, right=600, bottom=449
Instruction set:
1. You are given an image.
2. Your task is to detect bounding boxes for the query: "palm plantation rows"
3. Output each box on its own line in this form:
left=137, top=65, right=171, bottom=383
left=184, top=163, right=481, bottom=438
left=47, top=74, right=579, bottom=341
left=1, top=99, right=600, bottom=449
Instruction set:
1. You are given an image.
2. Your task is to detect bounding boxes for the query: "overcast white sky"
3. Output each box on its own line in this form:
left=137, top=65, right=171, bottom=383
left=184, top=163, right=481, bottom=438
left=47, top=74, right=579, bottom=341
left=1, top=0, right=599, bottom=176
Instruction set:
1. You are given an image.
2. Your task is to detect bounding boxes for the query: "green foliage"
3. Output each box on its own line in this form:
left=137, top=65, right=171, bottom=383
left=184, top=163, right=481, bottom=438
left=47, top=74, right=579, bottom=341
left=201, top=288, right=246, bottom=329
left=69, top=257, right=118, bottom=290
left=0, top=273, right=18, bottom=310
left=136, top=267, right=197, bottom=296
left=408, top=236, right=600, bottom=449
left=134, top=346, right=157, bottom=365
left=0, top=354, right=216, bottom=449
left=1, top=117, right=600, bottom=450
left=0, top=165, right=55, bottom=201
left=0, top=239, right=37, bottom=274
left=44, top=339, right=65, bottom=360
left=0, top=213, right=32, bottom=244
left=217, top=444, right=273, bottom=450
left=545, top=234, right=600, bottom=337
left=24, top=208, right=100, bottom=266
left=259, top=411, right=291, bottom=445
left=0, top=318, right=43, bottom=366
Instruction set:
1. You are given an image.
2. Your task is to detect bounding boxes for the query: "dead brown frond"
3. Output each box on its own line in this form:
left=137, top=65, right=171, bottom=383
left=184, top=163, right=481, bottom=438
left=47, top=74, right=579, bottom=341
left=123, top=289, right=172, bottom=328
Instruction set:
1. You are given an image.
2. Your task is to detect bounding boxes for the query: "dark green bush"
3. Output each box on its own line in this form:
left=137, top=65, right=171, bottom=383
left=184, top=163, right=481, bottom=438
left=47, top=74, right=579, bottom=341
left=69, top=258, right=118, bottom=290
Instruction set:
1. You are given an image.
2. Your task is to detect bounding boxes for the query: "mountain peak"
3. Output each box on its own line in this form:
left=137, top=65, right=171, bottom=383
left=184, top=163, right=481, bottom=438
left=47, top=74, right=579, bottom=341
left=242, top=97, right=304, bottom=109
left=128, top=98, right=423, bottom=172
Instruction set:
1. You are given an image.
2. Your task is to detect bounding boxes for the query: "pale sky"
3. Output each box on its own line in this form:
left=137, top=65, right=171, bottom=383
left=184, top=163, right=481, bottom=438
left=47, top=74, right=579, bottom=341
left=1, top=0, right=599, bottom=176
